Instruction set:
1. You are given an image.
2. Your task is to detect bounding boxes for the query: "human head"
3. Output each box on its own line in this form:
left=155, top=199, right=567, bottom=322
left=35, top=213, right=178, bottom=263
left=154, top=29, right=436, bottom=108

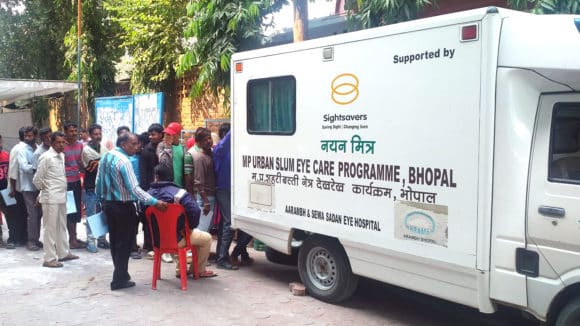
left=186, top=137, right=195, bottom=150
left=218, top=123, right=231, bottom=139
left=38, top=127, right=52, bottom=147
left=163, top=122, right=182, bottom=145
left=22, top=126, right=38, bottom=146
left=147, top=123, right=164, bottom=145
left=153, top=164, right=173, bottom=182
left=118, top=133, right=139, bottom=156
left=117, top=125, right=130, bottom=136
left=79, top=128, right=89, bottom=141
left=195, top=127, right=212, bottom=151
left=63, top=122, right=78, bottom=143
left=23, top=126, right=38, bottom=146
left=51, top=131, right=66, bottom=153
left=137, top=132, right=149, bottom=153
left=88, top=123, right=102, bottom=144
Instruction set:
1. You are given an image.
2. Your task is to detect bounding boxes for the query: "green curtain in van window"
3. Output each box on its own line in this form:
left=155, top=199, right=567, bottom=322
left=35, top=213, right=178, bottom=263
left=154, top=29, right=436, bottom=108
left=271, top=78, right=295, bottom=133
left=248, top=81, right=270, bottom=132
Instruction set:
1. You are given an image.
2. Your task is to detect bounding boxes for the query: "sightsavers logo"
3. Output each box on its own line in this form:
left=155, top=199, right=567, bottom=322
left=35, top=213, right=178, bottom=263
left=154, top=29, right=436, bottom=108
left=404, top=211, right=435, bottom=236
left=331, top=73, right=359, bottom=105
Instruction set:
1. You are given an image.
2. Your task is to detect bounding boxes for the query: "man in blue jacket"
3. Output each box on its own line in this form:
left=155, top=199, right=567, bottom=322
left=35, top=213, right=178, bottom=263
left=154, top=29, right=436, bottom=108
left=148, top=165, right=216, bottom=278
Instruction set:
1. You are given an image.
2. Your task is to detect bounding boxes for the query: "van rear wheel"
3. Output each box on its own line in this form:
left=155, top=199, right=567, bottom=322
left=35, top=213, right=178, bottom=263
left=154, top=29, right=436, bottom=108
left=556, top=297, right=580, bottom=326
left=298, top=236, right=358, bottom=303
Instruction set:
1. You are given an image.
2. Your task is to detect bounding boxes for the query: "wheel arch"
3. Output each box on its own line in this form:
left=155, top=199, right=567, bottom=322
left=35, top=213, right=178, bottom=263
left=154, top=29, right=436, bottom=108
left=547, top=282, right=580, bottom=325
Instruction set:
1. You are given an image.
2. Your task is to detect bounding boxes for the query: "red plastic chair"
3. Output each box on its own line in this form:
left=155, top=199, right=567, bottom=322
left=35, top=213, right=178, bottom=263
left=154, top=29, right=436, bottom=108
left=145, top=203, right=200, bottom=290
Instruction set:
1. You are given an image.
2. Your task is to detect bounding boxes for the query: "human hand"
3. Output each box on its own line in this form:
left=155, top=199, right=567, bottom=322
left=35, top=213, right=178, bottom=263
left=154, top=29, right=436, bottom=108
left=155, top=200, right=168, bottom=211
left=86, top=160, right=99, bottom=173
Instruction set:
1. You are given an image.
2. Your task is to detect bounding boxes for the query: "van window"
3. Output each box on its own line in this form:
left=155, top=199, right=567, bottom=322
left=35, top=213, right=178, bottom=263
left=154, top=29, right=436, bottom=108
left=247, top=76, right=296, bottom=135
left=548, top=103, right=580, bottom=184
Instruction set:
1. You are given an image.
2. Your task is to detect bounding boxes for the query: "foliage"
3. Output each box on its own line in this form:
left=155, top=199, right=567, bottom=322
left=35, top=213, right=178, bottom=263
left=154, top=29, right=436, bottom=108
left=177, top=0, right=287, bottom=104
left=508, top=0, right=580, bottom=13
left=64, top=1, right=122, bottom=122
left=344, top=0, right=435, bottom=30
left=0, top=0, right=72, bottom=79
left=105, top=0, right=189, bottom=94
left=30, top=96, right=49, bottom=126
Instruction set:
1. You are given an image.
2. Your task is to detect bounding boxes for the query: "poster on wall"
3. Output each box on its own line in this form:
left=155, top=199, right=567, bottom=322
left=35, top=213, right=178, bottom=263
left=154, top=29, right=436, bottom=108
left=95, top=93, right=163, bottom=149
left=133, top=93, right=164, bottom=134
left=95, top=96, right=133, bottom=150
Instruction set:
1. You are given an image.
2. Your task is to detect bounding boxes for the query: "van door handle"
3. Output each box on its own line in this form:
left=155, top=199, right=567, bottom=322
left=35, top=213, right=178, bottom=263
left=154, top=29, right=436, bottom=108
left=538, top=206, right=565, bottom=218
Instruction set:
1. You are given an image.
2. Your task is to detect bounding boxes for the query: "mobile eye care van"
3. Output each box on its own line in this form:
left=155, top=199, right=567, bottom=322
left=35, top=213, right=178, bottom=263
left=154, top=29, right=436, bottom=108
left=231, top=7, right=580, bottom=325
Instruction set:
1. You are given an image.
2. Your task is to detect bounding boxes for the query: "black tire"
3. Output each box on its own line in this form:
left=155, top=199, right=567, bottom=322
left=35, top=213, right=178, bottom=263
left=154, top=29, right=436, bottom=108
left=297, top=236, right=359, bottom=303
left=555, top=297, right=580, bottom=326
left=265, top=246, right=298, bottom=266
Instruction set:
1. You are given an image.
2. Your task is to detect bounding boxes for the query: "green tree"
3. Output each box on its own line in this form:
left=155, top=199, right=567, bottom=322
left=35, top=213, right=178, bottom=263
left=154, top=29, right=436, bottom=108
left=344, top=0, right=435, bottom=30
left=177, top=0, right=286, bottom=102
left=63, top=0, right=123, bottom=121
left=508, top=0, right=580, bottom=13
left=105, top=0, right=189, bottom=94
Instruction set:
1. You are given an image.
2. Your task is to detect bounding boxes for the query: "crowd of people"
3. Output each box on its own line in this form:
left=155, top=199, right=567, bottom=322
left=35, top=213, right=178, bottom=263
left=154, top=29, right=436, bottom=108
left=0, top=121, right=252, bottom=290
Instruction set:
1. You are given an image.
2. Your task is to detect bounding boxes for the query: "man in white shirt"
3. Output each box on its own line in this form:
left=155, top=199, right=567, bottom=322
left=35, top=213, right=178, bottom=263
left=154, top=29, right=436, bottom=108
left=7, top=127, right=28, bottom=249
left=18, top=126, right=43, bottom=251
left=33, top=132, right=79, bottom=268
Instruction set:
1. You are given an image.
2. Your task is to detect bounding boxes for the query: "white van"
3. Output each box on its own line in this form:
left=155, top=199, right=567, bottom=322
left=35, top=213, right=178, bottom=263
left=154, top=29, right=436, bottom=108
left=230, top=7, right=580, bottom=325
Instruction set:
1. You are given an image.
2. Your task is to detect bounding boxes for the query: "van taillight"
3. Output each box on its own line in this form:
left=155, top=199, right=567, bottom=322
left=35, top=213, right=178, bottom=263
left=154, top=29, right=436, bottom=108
left=461, top=24, right=478, bottom=42
left=235, top=62, right=243, bottom=73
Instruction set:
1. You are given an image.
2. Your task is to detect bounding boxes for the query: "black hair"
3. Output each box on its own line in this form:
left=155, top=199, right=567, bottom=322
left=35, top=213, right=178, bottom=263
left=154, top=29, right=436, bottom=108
left=195, top=127, right=211, bottom=142
left=147, top=123, right=164, bottom=134
left=80, top=128, right=87, bottom=133
left=51, top=131, right=65, bottom=143
left=88, top=123, right=102, bottom=135
left=63, top=122, right=78, bottom=131
left=18, top=126, right=26, bottom=141
left=38, top=127, right=51, bottom=137
left=154, top=164, right=173, bottom=182
left=116, top=132, right=134, bottom=147
left=23, top=126, right=38, bottom=136
left=117, top=126, right=130, bottom=136
left=218, top=123, right=231, bottom=139
left=138, top=132, right=150, bottom=145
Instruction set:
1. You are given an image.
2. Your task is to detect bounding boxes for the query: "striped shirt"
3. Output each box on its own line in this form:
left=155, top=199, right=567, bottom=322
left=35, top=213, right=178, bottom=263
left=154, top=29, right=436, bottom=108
left=64, top=140, right=83, bottom=183
left=95, top=147, right=157, bottom=205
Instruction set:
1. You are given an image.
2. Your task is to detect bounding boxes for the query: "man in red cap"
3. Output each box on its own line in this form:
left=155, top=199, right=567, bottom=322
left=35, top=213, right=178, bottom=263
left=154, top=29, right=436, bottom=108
left=157, top=122, right=193, bottom=195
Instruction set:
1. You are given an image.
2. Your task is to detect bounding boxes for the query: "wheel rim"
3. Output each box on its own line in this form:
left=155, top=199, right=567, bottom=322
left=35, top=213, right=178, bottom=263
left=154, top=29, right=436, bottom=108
left=306, top=246, right=337, bottom=291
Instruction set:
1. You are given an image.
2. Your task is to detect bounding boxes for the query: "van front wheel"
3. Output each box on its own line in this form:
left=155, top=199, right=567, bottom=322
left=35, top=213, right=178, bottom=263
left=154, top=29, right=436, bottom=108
left=556, top=297, right=580, bottom=326
left=298, top=236, right=358, bottom=303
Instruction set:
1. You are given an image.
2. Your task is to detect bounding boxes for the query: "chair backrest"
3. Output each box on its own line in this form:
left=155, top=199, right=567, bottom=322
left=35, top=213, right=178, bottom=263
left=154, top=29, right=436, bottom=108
left=145, top=203, right=190, bottom=251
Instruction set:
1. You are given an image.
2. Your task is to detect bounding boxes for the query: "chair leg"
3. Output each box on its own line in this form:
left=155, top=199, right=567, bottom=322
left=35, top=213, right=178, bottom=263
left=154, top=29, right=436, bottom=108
left=179, top=250, right=188, bottom=290
left=152, top=251, right=159, bottom=290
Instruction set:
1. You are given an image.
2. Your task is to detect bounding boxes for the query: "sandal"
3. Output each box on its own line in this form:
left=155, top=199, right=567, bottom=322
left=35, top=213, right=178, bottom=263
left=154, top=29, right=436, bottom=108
left=43, top=260, right=64, bottom=268
left=199, top=270, right=217, bottom=278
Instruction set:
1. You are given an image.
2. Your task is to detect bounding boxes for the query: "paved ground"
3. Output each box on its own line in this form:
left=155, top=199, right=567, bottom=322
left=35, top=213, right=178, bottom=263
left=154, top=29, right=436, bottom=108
left=0, top=222, right=539, bottom=326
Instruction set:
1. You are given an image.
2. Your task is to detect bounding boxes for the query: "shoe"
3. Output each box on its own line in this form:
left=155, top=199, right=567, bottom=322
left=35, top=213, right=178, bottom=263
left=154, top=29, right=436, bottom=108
left=240, top=256, right=255, bottom=266
left=130, top=251, right=142, bottom=259
left=58, top=253, right=80, bottom=262
left=5, top=242, right=15, bottom=249
left=69, top=241, right=84, bottom=250
left=35, top=241, right=43, bottom=248
left=216, top=262, right=239, bottom=270
left=110, top=281, right=136, bottom=291
left=230, top=256, right=240, bottom=265
left=43, top=260, right=64, bottom=268
left=0, top=240, right=5, bottom=248
left=97, top=239, right=110, bottom=249
left=199, top=270, right=218, bottom=278
left=86, top=242, right=98, bottom=253
left=27, top=242, right=40, bottom=251
left=145, top=251, right=154, bottom=260
left=76, top=239, right=87, bottom=246
left=161, top=253, right=173, bottom=263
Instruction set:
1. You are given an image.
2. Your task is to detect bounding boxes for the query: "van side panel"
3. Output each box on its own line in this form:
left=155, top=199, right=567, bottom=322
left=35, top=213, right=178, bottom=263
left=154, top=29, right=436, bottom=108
left=233, top=19, right=485, bottom=307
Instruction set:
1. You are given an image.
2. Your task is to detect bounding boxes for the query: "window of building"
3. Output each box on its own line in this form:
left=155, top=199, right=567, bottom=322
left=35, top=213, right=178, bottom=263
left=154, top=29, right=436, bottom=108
left=549, top=103, right=580, bottom=184
left=247, top=76, right=296, bottom=135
